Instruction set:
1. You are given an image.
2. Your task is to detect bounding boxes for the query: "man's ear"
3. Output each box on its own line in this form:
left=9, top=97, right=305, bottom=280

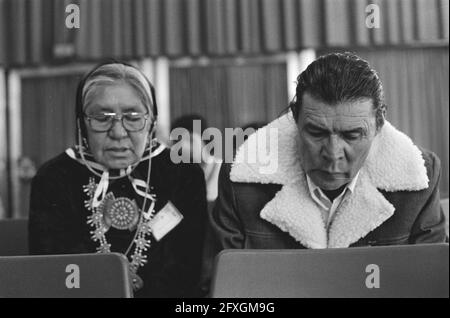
left=290, top=100, right=299, bottom=121
left=380, top=103, right=387, bottom=118
left=374, top=104, right=387, bottom=134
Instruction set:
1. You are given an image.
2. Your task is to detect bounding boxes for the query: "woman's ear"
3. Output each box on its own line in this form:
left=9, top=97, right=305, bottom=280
left=77, top=119, right=87, bottom=148
left=146, top=120, right=157, bottom=147
left=149, top=120, right=157, bottom=134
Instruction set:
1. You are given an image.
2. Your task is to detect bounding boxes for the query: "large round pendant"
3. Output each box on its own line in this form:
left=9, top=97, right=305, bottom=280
left=102, top=194, right=140, bottom=231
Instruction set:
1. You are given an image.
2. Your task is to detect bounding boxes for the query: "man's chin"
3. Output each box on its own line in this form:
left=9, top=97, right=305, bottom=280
left=312, top=178, right=349, bottom=191
left=308, top=171, right=351, bottom=190
left=319, top=183, right=347, bottom=191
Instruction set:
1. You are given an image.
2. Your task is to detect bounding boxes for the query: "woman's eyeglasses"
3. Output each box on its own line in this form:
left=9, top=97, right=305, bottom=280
left=84, top=112, right=150, bottom=132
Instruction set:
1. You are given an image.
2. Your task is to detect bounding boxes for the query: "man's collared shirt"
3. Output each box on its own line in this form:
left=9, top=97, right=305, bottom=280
left=306, top=172, right=360, bottom=229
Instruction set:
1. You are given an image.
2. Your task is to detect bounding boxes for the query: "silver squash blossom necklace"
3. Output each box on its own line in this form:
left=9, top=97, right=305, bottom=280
left=84, top=176, right=157, bottom=273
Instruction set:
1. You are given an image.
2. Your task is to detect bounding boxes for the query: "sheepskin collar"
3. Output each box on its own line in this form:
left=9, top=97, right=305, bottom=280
left=230, top=112, right=429, bottom=248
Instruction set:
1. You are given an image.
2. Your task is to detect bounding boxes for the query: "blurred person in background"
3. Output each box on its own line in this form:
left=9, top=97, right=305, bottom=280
left=171, top=114, right=222, bottom=213
left=0, top=195, right=4, bottom=219
left=29, top=61, right=207, bottom=297
left=171, top=115, right=224, bottom=297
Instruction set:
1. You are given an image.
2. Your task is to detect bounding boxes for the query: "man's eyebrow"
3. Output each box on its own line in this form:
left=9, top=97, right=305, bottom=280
left=342, top=127, right=366, bottom=134
left=304, top=122, right=329, bottom=131
left=304, top=123, right=367, bottom=134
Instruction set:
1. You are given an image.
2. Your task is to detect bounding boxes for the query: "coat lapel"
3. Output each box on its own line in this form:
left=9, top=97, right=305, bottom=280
left=259, top=170, right=396, bottom=249
left=260, top=174, right=328, bottom=249
left=231, top=111, right=429, bottom=248
left=327, top=171, right=395, bottom=248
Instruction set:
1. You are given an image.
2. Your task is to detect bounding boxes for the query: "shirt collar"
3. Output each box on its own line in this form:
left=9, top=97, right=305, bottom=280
left=306, top=171, right=360, bottom=199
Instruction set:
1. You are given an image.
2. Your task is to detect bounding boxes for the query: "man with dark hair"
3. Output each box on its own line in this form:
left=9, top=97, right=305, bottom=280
left=205, top=52, right=446, bottom=267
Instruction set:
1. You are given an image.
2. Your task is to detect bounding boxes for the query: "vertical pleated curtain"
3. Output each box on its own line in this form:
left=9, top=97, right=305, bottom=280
left=0, top=0, right=448, bottom=66
left=169, top=60, right=288, bottom=162
left=17, top=73, right=82, bottom=218
left=319, top=47, right=449, bottom=197
left=21, top=75, right=80, bottom=167
left=0, top=0, right=448, bottom=214
left=169, top=61, right=288, bottom=131
left=0, top=0, right=53, bottom=66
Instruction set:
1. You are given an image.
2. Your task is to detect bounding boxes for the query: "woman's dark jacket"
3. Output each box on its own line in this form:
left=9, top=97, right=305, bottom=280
left=29, top=148, right=207, bottom=298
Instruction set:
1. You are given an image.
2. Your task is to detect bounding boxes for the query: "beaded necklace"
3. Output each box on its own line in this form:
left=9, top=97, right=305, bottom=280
left=66, top=141, right=165, bottom=273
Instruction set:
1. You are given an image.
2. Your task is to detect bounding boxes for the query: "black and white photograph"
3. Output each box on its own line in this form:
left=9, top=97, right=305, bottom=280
left=0, top=0, right=448, bottom=302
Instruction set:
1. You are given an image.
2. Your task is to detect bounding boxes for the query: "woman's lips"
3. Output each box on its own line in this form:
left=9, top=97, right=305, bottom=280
left=106, top=148, right=131, bottom=156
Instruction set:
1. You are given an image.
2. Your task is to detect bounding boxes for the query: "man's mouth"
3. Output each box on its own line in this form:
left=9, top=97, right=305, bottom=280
left=316, top=170, right=348, bottom=180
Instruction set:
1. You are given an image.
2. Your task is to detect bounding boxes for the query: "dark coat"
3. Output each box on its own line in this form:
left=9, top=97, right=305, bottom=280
left=29, top=148, right=207, bottom=298
left=202, top=115, right=446, bottom=288
left=210, top=154, right=446, bottom=251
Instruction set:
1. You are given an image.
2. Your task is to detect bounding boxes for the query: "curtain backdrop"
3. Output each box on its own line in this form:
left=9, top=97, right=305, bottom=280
left=1, top=0, right=448, bottom=67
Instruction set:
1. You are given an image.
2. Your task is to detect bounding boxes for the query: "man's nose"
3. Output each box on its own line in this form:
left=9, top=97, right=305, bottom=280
left=322, top=134, right=345, bottom=162
left=108, top=119, right=128, bottom=139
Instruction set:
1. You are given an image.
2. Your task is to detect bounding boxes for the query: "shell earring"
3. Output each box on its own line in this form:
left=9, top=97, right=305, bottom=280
left=83, top=138, right=89, bottom=149
left=77, top=121, right=90, bottom=150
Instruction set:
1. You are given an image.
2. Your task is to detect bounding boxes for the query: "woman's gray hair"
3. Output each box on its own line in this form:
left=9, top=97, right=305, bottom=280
left=82, top=63, right=156, bottom=122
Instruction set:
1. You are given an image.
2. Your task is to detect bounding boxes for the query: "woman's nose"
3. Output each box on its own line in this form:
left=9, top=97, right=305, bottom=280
left=108, top=119, right=128, bottom=139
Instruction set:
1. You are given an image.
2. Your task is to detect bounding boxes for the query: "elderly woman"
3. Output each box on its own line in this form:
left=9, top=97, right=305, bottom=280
left=28, top=61, right=207, bottom=297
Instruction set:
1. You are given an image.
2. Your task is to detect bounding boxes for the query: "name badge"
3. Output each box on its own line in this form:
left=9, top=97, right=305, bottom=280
left=149, top=201, right=183, bottom=241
